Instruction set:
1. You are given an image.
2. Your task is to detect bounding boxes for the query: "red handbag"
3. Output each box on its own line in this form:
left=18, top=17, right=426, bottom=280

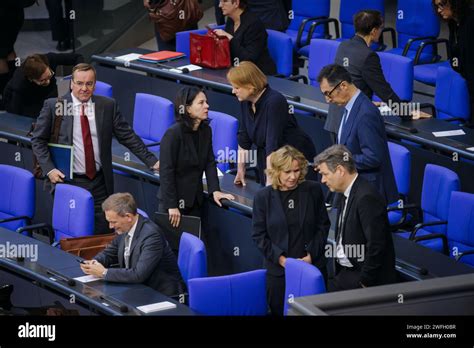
left=190, top=30, right=231, bottom=69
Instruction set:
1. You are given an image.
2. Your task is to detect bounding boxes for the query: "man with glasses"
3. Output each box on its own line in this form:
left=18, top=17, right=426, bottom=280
left=317, top=64, right=398, bottom=206
left=32, top=63, right=160, bottom=234
left=4, top=53, right=82, bottom=119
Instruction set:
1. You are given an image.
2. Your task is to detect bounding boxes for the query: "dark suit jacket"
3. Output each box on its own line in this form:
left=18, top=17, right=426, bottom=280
left=158, top=122, right=220, bottom=210
left=339, top=92, right=398, bottom=205
left=31, top=93, right=158, bottom=195
left=325, top=35, right=402, bottom=133
left=225, top=9, right=277, bottom=75
left=252, top=181, right=330, bottom=276
left=335, top=176, right=397, bottom=287
left=94, top=216, right=185, bottom=296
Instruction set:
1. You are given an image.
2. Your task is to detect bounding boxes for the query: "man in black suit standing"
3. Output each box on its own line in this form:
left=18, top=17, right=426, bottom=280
left=80, top=193, right=185, bottom=297
left=32, top=63, right=160, bottom=234
left=314, top=145, right=397, bottom=291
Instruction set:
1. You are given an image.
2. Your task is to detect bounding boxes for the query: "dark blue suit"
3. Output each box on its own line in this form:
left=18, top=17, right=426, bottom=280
left=338, top=92, right=398, bottom=205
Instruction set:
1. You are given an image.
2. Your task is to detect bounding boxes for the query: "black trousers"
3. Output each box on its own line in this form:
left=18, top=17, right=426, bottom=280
left=266, top=273, right=285, bottom=316
left=70, top=171, right=111, bottom=235
left=45, top=0, right=71, bottom=42
left=328, top=266, right=361, bottom=292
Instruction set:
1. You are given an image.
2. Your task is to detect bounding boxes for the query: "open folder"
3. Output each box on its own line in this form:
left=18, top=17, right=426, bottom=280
left=48, top=143, right=74, bottom=180
left=154, top=212, right=201, bottom=251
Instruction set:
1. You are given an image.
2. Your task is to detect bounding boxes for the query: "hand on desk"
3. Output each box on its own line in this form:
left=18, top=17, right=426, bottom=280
left=411, top=110, right=432, bottom=120
left=168, top=208, right=181, bottom=228
left=213, top=191, right=235, bottom=207
left=80, top=260, right=106, bottom=278
left=213, top=29, right=233, bottom=40
left=48, top=169, right=65, bottom=184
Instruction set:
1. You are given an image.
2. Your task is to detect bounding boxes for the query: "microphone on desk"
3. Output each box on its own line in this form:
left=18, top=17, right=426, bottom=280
left=46, top=270, right=76, bottom=286
left=100, top=295, right=129, bottom=313
left=155, top=62, right=190, bottom=74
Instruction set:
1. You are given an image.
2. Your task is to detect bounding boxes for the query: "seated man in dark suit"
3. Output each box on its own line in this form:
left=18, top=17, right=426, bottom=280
left=314, top=145, right=397, bottom=291
left=80, top=193, right=185, bottom=297
left=318, top=64, right=398, bottom=205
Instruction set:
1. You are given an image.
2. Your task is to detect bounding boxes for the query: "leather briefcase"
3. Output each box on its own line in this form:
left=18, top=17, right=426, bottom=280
left=190, top=30, right=231, bottom=69
left=60, top=233, right=116, bottom=260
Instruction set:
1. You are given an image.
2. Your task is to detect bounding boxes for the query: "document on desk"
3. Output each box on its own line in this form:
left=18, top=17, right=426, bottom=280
left=467, top=147, right=474, bottom=152
left=137, top=301, right=177, bottom=313
left=74, top=275, right=101, bottom=283
left=114, top=53, right=142, bottom=62
left=432, top=129, right=466, bottom=137
left=169, top=64, right=203, bottom=74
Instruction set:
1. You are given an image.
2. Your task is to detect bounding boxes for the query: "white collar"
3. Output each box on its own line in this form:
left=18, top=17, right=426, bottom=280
left=343, top=173, right=359, bottom=199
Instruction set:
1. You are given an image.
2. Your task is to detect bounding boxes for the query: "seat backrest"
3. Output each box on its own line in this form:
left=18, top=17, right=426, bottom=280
left=447, top=192, right=474, bottom=267
left=388, top=142, right=411, bottom=197
left=421, top=164, right=460, bottom=234
left=188, top=269, right=267, bottom=315
left=284, top=258, right=325, bottom=315
left=287, top=0, right=330, bottom=36
left=435, top=66, right=471, bottom=122
left=178, top=232, right=207, bottom=285
left=0, top=165, right=35, bottom=232
left=176, top=26, right=225, bottom=57
left=267, top=30, right=293, bottom=77
left=308, top=39, right=341, bottom=88
left=133, top=93, right=174, bottom=152
left=396, top=0, right=440, bottom=54
left=375, top=52, right=413, bottom=102
left=209, top=110, right=238, bottom=172
left=339, top=0, right=385, bottom=40
left=53, top=184, right=94, bottom=241
left=94, top=81, right=113, bottom=98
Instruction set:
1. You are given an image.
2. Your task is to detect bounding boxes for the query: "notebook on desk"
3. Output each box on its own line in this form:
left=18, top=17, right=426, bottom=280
left=138, top=51, right=185, bottom=63
left=154, top=212, right=201, bottom=251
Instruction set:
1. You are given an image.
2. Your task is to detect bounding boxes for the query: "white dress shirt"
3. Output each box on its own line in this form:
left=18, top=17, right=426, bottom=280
left=71, top=95, right=101, bottom=174
left=336, top=174, right=359, bottom=267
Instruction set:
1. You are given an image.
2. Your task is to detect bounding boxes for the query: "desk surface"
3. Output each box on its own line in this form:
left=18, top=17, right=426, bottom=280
left=0, top=227, right=193, bottom=316
left=92, top=49, right=474, bottom=160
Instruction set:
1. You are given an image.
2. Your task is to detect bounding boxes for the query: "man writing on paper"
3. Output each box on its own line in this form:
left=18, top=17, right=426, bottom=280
left=80, top=193, right=185, bottom=297
left=31, top=63, right=160, bottom=234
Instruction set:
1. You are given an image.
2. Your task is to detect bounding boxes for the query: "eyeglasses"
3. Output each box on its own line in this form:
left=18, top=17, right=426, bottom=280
left=322, top=80, right=344, bottom=98
left=72, top=80, right=95, bottom=89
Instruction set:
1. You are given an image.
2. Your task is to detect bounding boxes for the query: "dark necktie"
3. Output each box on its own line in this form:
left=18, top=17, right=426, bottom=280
left=337, top=195, right=347, bottom=241
left=80, top=104, right=96, bottom=180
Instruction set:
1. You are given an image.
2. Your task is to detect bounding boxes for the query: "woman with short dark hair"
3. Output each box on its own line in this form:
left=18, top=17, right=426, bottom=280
left=158, top=86, right=234, bottom=228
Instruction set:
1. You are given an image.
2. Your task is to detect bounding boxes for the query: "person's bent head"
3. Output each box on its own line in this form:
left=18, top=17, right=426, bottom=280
left=266, top=145, right=308, bottom=191
left=432, top=0, right=470, bottom=21
left=102, top=193, right=138, bottom=234
left=353, top=10, right=384, bottom=43
left=317, top=64, right=355, bottom=106
left=23, top=54, right=54, bottom=87
left=71, top=63, right=96, bottom=103
left=175, top=86, right=209, bottom=130
left=314, top=145, right=357, bottom=193
left=219, top=0, right=247, bottom=17
left=227, top=61, right=267, bottom=102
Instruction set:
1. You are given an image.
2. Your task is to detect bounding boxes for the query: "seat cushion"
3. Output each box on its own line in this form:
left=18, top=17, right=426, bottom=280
left=398, top=228, right=444, bottom=252
left=414, top=61, right=450, bottom=85
left=386, top=48, right=434, bottom=65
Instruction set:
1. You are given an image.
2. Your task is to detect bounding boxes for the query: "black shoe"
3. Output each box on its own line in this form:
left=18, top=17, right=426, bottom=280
left=0, top=284, right=13, bottom=310
left=56, top=40, right=71, bottom=51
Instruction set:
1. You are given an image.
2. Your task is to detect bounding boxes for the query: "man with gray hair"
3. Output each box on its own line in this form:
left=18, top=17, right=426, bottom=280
left=314, top=145, right=396, bottom=291
left=80, top=192, right=185, bottom=296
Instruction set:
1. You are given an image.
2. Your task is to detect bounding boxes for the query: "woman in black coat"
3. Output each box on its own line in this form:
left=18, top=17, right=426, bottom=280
left=213, top=0, right=276, bottom=75
left=252, top=145, right=330, bottom=315
left=158, top=86, right=234, bottom=227
left=432, top=0, right=474, bottom=127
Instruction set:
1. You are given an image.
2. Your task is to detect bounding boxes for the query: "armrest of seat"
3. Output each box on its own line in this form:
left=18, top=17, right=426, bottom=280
left=145, top=141, right=160, bottom=147
left=0, top=215, right=31, bottom=225
left=455, top=249, right=474, bottom=262
left=378, top=27, right=397, bottom=49
left=16, top=223, right=55, bottom=245
left=409, top=220, right=447, bottom=240
left=414, top=38, right=450, bottom=65
left=412, top=232, right=449, bottom=255
left=296, top=16, right=327, bottom=48
left=287, top=74, right=308, bottom=84
left=387, top=203, right=422, bottom=225
left=402, top=36, right=437, bottom=57
left=306, top=17, right=340, bottom=45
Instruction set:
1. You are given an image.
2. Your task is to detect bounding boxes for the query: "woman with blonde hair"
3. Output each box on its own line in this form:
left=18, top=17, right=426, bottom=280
left=252, top=145, right=329, bottom=315
left=227, top=61, right=316, bottom=186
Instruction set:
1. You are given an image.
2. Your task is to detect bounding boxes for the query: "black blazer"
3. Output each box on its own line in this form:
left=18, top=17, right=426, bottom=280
left=158, top=122, right=220, bottom=210
left=325, top=35, right=402, bottom=133
left=252, top=181, right=330, bottom=276
left=94, top=215, right=185, bottom=296
left=31, top=93, right=158, bottom=196
left=225, top=9, right=277, bottom=75
left=336, top=176, right=397, bottom=287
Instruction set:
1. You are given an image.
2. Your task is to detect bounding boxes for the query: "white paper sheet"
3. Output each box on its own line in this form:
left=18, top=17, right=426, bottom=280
left=432, top=130, right=466, bottom=137
left=74, top=275, right=101, bottom=283
left=467, top=147, right=474, bottom=152
left=137, top=301, right=177, bottom=313
left=114, top=53, right=142, bottom=62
